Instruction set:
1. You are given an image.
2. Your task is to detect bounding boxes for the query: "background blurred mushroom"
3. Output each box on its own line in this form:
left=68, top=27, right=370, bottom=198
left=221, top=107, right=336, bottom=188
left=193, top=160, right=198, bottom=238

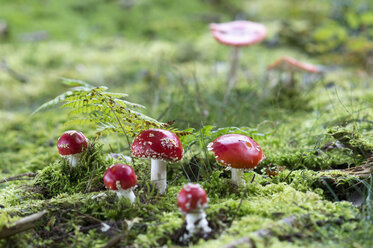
left=210, top=20, right=267, bottom=100
left=207, top=134, right=264, bottom=186
left=266, top=56, right=321, bottom=88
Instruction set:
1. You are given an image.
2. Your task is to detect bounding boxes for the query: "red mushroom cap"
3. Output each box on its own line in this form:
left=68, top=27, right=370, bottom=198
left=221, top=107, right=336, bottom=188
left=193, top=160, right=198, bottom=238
left=131, top=129, right=183, bottom=162
left=207, top=134, right=264, bottom=169
left=267, top=56, right=319, bottom=73
left=57, top=130, right=88, bottom=156
left=177, top=183, right=208, bottom=213
left=210, top=20, right=267, bottom=47
left=103, top=164, right=137, bottom=191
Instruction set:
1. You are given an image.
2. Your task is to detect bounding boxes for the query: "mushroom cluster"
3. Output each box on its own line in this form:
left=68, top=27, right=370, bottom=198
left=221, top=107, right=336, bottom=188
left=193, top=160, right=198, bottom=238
left=55, top=120, right=264, bottom=243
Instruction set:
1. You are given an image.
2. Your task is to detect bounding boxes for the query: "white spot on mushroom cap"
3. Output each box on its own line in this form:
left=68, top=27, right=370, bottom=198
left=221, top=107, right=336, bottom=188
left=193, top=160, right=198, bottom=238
left=206, top=142, right=213, bottom=151
left=58, top=144, right=70, bottom=148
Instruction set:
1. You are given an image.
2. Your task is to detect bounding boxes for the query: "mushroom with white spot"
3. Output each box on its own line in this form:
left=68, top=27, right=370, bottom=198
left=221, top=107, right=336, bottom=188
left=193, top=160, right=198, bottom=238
left=131, top=128, right=183, bottom=194
left=207, top=134, right=264, bottom=187
left=177, top=183, right=211, bottom=239
left=103, top=163, right=137, bottom=203
left=57, top=130, right=88, bottom=167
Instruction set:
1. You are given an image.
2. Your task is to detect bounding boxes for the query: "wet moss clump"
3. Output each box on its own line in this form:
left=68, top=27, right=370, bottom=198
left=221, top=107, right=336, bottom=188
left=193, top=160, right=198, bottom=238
left=328, top=126, right=373, bottom=158
left=33, top=142, right=109, bottom=198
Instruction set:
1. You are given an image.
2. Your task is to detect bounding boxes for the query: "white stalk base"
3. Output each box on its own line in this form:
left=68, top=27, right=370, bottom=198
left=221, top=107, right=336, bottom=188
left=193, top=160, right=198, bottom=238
left=231, top=168, right=246, bottom=187
left=115, top=187, right=136, bottom=203
left=151, top=159, right=167, bottom=194
left=183, top=210, right=211, bottom=240
left=66, top=153, right=82, bottom=168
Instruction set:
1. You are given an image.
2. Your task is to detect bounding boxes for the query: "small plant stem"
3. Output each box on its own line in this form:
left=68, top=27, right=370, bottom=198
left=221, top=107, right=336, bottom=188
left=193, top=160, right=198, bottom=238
left=106, top=100, right=134, bottom=165
left=231, top=168, right=246, bottom=187
left=282, top=167, right=294, bottom=183
left=151, top=159, right=167, bottom=194
left=225, top=46, right=241, bottom=102
left=230, top=173, right=255, bottom=228
left=282, top=156, right=302, bottom=183
left=85, top=161, right=97, bottom=193
left=251, top=173, right=256, bottom=183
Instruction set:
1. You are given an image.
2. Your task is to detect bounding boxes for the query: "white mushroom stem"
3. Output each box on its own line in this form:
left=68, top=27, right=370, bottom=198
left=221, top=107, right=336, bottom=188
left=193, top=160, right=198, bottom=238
left=66, top=153, right=82, bottom=168
left=231, top=168, right=246, bottom=187
left=115, top=183, right=136, bottom=203
left=185, top=209, right=211, bottom=238
left=151, top=159, right=167, bottom=194
left=225, top=46, right=242, bottom=102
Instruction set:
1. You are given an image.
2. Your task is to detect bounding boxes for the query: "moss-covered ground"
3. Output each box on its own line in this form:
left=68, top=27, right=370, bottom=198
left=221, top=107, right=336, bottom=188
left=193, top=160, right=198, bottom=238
left=1, top=0, right=373, bottom=247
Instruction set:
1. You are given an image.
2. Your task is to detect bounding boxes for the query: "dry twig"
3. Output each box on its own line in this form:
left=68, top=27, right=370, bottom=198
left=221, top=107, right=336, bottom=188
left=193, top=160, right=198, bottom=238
left=0, top=172, right=37, bottom=184
left=0, top=210, right=48, bottom=238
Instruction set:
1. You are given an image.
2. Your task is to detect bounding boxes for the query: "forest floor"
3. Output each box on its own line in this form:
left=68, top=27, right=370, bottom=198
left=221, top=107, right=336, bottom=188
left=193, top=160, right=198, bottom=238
left=0, top=0, right=372, bottom=247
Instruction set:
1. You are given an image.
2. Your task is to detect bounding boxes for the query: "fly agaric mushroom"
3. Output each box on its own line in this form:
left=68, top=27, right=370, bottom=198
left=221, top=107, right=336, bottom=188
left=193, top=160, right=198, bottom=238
left=210, top=21, right=267, bottom=99
left=267, top=56, right=320, bottom=87
left=177, top=183, right=211, bottom=239
left=207, top=134, right=264, bottom=186
left=103, top=163, right=137, bottom=203
left=57, top=130, right=88, bottom=167
left=131, top=128, right=183, bottom=194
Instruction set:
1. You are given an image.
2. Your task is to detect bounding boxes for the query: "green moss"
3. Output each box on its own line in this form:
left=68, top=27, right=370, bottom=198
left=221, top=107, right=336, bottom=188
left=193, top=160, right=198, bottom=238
left=33, top=142, right=109, bottom=198
left=1, top=0, right=373, bottom=247
left=328, top=126, right=373, bottom=158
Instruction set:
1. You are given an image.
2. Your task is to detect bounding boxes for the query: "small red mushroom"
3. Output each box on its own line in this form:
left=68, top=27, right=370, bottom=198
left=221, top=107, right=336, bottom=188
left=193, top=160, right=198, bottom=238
left=103, top=163, right=137, bottom=203
left=177, top=184, right=211, bottom=238
left=57, top=130, right=88, bottom=167
left=207, top=134, right=264, bottom=186
left=210, top=21, right=267, bottom=99
left=131, top=128, right=183, bottom=194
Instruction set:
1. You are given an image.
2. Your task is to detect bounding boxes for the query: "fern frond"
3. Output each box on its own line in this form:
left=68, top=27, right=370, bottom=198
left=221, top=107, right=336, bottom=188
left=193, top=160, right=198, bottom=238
left=102, top=92, right=129, bottom=98
left=34, top=79, right=165, bottom=137
left=61, top=78, right=94, bottom=88
left=64, top=118, right=95, bottom=127
left=32, top=91, right=75, bottom=114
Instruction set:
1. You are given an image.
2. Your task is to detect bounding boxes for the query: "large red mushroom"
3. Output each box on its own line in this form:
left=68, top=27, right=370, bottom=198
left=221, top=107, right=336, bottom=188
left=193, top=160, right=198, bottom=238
left=210, top=21, right=267, bottom=99
left=177, top=183, right=211, bottom=239
left=103, top=163, right=137, bottom=203
left=207, top=134, right=264, bottom=186
left=131, top=128, right=183, bottom=194
left=57, top=130, right=88, bottom=167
